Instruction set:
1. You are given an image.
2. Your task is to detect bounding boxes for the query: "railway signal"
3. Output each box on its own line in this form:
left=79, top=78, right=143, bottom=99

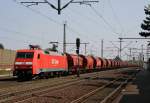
left=76, top=38, right=80, bottom=54
left=76, top=38, right=80, bottom=77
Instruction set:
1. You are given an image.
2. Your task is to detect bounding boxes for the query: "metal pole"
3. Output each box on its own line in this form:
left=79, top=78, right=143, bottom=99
left=147, top=44, right=149, bottom=61
left=85, top=43, right=87, bottom=55
left=141, top=45, right=144, bottom=67
left=0, top=49, right=2, bottom=69
left=58, top=0, right=61, bottom=14
left=76, top=38, right=80, bottom=77
left=77, top=54, right=80, bottom=77
left=119, top=38, right=122, bottom=59
left=141, top=44, right=144, bottom=60
left=129, top=48, right=132, bottom=61
left=147, top=44, right=149, bottom=69
left=101, top=39, right=103, bottom=57
left=63, top=22, right=66, bottom=54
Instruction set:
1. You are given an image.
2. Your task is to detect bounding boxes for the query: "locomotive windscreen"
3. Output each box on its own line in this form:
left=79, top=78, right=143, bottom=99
left=16, top=52, right=34, bottom=58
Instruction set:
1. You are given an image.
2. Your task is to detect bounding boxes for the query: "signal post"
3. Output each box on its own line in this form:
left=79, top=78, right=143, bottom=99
left=76, top=38, right=80, bottom=77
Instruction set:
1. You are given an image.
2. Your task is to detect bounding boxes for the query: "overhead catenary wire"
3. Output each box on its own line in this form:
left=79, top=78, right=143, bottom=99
left=0, top=35, right=30, bottom=45
left=66, top=25, right=100, bottom=54
left=89, top=5, right=119, bottom=35
left=66, top=7, right=112, bottom=40
left=13, top=0, right=62, bottom=26
left=0, top=26, right=49, bottom=47
left=62, top=7, right=110, bottom=55
left=60, top=8, right=104, bottom=55
left=19, top=0, right=101, bottom=43
left=64, top=5, right=123, bottom=57
left=13, top=0, right=94, bottom=42
left=0, top=26, right=40, bottom=40
left=12, top=0, right=65, bottom=45
left=12, top=0, right=118, bottom=57
left=13, top=0, right=99, bottom=55
left=107, top=0, right=125, bottom=34
left=64, top=14, right=100, bottom=43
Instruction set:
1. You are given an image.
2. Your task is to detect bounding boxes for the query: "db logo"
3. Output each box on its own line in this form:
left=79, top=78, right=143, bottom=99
left=51, top=59, right=59, bottom=65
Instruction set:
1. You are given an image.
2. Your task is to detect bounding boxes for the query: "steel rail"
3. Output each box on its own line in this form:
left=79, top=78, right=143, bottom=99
left=70, top=74, right=135, bottom=103
left=70, top=78, right=120, bottom=103
left=0, top=79, right=83, bottom=103
left=100, top=76, right=135, bottom=103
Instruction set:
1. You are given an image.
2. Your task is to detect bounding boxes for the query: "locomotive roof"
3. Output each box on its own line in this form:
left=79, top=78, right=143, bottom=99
left=44, top=50, right=63, bottom=56
left=16, top=49, right=63, bottom=56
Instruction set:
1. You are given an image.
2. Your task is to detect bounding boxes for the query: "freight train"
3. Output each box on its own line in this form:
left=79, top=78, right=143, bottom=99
left=13, top=45, right=139, bottom=80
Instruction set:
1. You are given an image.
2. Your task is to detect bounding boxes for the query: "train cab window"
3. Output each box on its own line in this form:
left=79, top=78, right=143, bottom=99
left=38, top=54, right=40, bottom=59
left=16, top=52, right=34, bottom=58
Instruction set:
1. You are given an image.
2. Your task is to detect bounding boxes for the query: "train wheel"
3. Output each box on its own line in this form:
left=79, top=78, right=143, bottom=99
left=44, top=73, right=49, bottom=79
left=62, top=71, right=68, bottom=76
left=39, top=72, right=45, bottom=79
left=53, top=72, right=57, bottom=77
left=49, top=72, right=53, bottom=77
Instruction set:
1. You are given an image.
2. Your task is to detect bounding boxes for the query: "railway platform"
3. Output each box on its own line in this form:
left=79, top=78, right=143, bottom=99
left=115, top=69, right=150, bottom=103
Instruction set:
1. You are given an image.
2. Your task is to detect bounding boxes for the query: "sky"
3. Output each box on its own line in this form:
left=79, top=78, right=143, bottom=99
left=0, top=0, right=150, bottom=60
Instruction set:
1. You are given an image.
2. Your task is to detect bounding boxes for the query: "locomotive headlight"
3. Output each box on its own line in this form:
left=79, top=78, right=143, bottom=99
left=15, top=62, right=32, bottom=65
left=15, top=62, right=22, bottom=65
left=26, top=62, right=32, bottom=65
left=29, top=66, right=32, bottom=68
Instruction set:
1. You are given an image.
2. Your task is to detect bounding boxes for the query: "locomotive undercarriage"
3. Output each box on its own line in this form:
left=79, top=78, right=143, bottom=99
left=13, top=69, right=32, bottom=81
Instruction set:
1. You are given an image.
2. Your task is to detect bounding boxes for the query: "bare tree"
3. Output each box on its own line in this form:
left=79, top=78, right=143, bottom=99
left=0, top=43, right=4, bottom=49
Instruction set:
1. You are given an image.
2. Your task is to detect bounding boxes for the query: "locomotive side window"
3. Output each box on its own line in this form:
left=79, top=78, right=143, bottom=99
left=16, top=52, right=34, bottom=58
left=38, top=54, right=40, bottom=59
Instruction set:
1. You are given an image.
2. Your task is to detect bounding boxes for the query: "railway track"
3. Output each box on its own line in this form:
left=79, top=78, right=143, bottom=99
left=0, top=68, right=129, bottom=90
left=0, top=78, right=83, bottom=103
left=0, top=68, right=139, bottom=103
left=70, top=74, right=136, bottom=103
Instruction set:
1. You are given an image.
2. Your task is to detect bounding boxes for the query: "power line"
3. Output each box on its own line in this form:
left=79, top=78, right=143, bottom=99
left=65, top=6, right=119, bottom=57
left=62, top=8, right=106, bottom=48
left=107, top=0, right=124, bottom=34
left=13, top=1, right=87, bottom=42
left=14, top=0, right=101, bottom=42
left=65, top=1, right=133, bottom=58
left=53, top=1, right=103, bottom=46
left=0, top=26, right=51, bottom=46
left=13, top=0, right=103, bottom=56
left=0, top=27, right=37, bottom=40
left=66, top=24, right=98, bottom=46
left=13, top=0, right=62, bottom=26
left=14, top=0, right=96, bottom=42
left=65, top=16, right=99, bottom=42
left=0, top=35, right=29, bottom=44
left=66, top=7, right=111, bottom=39
left=66, top=25, right=100, bottom=55
left=89, top=5, right=119, bottom=35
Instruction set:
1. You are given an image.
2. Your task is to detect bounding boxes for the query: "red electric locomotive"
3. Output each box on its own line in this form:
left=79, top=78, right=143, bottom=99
left=13, top=46, right=68, bottom=79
